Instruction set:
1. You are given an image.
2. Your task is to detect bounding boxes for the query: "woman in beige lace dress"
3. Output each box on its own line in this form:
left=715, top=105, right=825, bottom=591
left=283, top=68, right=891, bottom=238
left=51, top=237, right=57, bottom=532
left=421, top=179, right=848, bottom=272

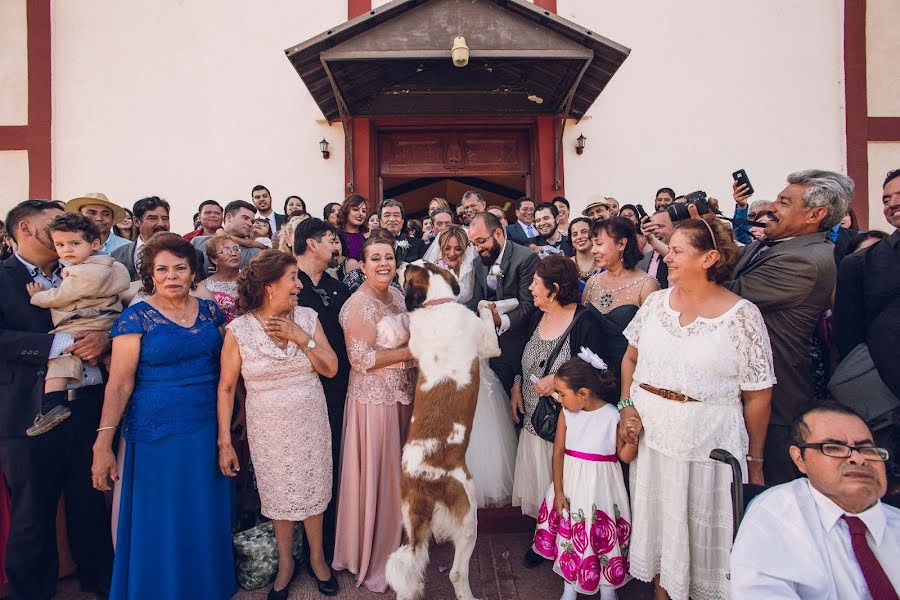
left=332, top=234, right=416, bottom=593
left=217, top=250, right=340, bottom=598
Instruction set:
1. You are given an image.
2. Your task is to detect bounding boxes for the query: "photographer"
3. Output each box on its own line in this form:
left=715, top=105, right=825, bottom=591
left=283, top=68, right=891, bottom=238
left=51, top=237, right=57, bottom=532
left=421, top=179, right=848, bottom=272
left=726, top=169, right=852, bottom=485
left=637, top=210, right=675, bottom=288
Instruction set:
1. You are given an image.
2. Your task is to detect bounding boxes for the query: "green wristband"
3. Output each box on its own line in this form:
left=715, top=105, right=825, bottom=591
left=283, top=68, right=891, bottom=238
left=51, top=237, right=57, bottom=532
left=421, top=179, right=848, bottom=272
left=617, top=398, right=634, bottom=411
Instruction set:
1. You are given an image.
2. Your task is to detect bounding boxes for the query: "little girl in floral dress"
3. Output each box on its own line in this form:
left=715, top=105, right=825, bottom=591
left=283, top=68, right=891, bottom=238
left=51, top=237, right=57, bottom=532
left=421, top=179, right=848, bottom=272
left=532, top=348, right=640, bottom=600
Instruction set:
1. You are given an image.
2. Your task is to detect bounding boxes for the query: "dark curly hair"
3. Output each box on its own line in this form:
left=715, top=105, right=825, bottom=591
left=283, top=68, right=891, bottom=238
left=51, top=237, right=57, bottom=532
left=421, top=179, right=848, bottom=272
left=672, top=217, right=739, bottom=284
left=338, top=194, right=369, bottom=232
left=47, top=213, right=101, bottom=242
left=590, top=217, right=643, bottom=269
left=138, top=232, right=199, bottom=293
left=554, top=356, right=619, bottom=404
left=535, top=255, right=580, bottom=306
left=235, top=249, right=297, bottom=314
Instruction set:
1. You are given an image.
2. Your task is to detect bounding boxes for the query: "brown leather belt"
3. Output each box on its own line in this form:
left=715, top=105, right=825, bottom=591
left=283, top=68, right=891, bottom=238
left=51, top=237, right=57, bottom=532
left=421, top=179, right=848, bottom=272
left=639, top=383, right=700, bottom=403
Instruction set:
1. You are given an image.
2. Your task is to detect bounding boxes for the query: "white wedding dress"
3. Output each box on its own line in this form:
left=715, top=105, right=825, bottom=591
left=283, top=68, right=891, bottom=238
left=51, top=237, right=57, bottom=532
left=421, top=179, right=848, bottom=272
left=424, top=240, right=518, bottom=507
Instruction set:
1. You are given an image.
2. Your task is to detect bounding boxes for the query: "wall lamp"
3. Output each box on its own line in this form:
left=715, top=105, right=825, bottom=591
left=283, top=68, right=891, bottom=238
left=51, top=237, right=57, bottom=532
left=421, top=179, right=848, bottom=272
left=575, top=134, right=587, bottom=155
left=320, top=138, right=330, bottom=160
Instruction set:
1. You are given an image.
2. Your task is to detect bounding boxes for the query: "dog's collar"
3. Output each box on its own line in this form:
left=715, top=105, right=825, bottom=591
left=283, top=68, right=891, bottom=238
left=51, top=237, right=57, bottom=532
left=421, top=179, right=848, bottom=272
left=422, top=298, right=455, bottom=308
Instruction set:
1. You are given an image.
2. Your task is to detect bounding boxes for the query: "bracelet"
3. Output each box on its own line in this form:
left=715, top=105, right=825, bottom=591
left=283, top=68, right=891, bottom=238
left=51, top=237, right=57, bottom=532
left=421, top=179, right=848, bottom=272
left=96, top=425, right=118, bottom=432
left=617, top=398, right=634, bottom=411
left=746, top=455, right=765, bottom=463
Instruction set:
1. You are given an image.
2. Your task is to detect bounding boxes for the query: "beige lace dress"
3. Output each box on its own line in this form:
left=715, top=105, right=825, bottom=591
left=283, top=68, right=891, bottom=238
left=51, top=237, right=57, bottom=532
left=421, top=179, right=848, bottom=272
left=227, top=306, right=331, bottom=521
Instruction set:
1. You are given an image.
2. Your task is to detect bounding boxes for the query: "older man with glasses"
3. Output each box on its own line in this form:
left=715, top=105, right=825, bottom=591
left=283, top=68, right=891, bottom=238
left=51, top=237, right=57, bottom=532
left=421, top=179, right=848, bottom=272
left=731, top=402, right=899, bottom=598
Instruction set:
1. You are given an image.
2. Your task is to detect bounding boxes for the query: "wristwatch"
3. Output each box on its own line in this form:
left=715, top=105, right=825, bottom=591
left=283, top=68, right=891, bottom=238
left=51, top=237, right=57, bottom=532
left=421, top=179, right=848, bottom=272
left=303, top=339, right=316, bottom=354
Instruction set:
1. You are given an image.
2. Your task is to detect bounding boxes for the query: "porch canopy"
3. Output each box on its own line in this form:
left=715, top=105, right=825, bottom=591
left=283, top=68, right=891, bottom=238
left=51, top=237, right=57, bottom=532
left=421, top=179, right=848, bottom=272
left=284, top=0, right=631, bottom=122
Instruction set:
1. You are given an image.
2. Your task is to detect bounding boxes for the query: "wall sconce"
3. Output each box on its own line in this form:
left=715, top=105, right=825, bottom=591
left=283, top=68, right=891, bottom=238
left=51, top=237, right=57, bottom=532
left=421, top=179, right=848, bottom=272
left=451, top=36, right=470, bottom=68
left=319, top=138, right=330, bottom=160
left=575, top=134, right=587, bottom=155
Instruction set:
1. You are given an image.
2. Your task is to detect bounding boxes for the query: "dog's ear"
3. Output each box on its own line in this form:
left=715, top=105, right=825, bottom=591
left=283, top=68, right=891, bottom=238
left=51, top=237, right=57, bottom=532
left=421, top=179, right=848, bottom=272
left=424, top=262, right=460, bottom=296
left=404, top=265, right=429, bottom=312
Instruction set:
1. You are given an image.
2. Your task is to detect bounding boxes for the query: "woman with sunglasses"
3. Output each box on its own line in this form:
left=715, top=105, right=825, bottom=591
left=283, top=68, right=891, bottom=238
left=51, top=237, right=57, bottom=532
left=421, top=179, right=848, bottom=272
left=619, top=217, right=775, bottom=600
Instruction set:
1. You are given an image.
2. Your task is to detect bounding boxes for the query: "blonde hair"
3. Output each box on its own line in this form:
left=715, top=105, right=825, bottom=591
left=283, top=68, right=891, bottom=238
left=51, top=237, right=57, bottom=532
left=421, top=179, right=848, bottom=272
left=428, top=197, right=450, bottom=214
left=438, top=225, right=469, bottom=256
left=277, top=215, right=308, bottom=253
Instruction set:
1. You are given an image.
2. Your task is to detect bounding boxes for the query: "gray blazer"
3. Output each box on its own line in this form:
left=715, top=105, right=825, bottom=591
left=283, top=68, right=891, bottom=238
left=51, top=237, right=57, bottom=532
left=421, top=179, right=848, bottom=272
left=465, top=240, right=539, bottom=336
left=725, top=231, right=835, bottom=426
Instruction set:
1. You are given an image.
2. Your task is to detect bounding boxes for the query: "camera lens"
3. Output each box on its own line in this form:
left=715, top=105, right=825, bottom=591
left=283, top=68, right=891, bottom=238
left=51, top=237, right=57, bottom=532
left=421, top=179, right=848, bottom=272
left=667, top=203, right=691, bottom=222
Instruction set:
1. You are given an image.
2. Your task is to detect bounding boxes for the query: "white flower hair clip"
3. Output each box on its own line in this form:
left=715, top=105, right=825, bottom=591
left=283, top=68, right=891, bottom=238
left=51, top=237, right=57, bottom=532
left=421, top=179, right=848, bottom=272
left=577, top=346, right=608, bottom=371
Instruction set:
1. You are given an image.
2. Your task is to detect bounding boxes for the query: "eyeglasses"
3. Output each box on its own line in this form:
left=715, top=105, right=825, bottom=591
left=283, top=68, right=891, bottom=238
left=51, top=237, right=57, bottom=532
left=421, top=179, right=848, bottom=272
left=795, top=442, right=889, bottom=461
left=313, top=288, right=331, bottom=308
left=217, top=247, right=240, bottom=255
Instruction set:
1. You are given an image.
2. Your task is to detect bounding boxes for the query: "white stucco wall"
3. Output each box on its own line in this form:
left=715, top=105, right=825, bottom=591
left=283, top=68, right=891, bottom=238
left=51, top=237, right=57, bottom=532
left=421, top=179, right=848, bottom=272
left=51, top=1, right=346, bottom=232
left=48, top=1, right=852, bottom=232
left=558, top=0, right=847, bottom=219
left=0, top=151, right=30, bottom=213
left=867, top=0, right=900, bottom=118
left=0, top=0, right=28, bottom=127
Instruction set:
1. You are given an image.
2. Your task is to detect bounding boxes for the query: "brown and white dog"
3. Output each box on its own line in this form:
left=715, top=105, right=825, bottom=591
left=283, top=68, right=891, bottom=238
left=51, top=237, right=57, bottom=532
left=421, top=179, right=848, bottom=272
left=386, top=262, right=501, bottom=600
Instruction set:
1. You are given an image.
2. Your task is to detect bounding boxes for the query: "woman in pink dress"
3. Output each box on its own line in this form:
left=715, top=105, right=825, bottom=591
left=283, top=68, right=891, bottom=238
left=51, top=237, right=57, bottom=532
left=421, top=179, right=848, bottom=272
left=332, top=233, right=415, bottom=593
left=197, top=236, right=240, bottom=323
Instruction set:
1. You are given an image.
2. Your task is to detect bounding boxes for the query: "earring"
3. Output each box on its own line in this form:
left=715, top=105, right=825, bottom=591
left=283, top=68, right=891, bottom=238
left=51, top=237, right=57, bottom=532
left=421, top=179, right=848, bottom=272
left=268, top=291, right=273, bottom=301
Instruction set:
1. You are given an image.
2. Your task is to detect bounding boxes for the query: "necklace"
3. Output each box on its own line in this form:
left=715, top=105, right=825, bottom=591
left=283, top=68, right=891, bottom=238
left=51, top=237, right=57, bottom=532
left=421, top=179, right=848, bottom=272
left=592, top=274, right=650, bottom=309
left=159, top=298, right=191, bottom=325
left=575, top=255, right=598, bottom=281
left=252, top=310, right=292, bottom=351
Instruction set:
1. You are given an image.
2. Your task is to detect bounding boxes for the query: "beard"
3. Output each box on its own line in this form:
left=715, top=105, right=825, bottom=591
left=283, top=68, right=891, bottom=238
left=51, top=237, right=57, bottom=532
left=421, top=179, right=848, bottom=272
left=328, top=251, right=340, bottom=269
left=478, top=238, right=502, bottom=266
left=540, top=224, right=558, bottom=240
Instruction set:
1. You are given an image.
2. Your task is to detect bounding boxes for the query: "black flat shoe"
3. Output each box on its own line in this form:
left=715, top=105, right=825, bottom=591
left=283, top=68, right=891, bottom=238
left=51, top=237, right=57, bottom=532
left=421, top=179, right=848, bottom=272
left=267, top=560, right=300, bottom=600
left=306, top=561, right=339, bottom=596
left=523, top=548, right=544, bottom=569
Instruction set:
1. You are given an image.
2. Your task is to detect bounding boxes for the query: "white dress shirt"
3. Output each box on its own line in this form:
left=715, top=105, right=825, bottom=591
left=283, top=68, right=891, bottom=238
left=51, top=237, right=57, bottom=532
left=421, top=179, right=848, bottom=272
left=731, top=478, right=900, bottom=599
left=486, top=240, right=511, bottom=336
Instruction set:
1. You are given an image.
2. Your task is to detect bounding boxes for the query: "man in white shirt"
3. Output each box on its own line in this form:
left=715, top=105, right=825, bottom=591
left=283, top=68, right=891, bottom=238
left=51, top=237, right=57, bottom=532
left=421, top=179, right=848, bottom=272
left=731, top=402, right=900, bottom=599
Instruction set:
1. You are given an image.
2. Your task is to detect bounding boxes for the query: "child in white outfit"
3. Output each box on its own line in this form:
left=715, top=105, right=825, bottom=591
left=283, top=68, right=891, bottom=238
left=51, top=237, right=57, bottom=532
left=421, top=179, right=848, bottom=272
left=531, top=348, right=641, bottom=600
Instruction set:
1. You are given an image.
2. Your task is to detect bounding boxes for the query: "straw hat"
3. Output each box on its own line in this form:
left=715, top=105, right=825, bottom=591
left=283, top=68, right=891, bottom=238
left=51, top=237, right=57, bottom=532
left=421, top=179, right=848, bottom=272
left=582, top=197, right=611, bottom=216
left=66, top=193, right=126, bottom=224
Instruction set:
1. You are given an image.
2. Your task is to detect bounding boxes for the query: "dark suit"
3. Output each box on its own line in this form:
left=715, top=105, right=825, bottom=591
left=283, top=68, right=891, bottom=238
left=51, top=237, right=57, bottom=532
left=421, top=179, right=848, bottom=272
left=636, top=249, right=669, bottom=289
left=726, top=232, right=836, bottom=484
left=0, top=256, right=112, bottom=599
left=466, top=241, right=539, bottom=393
left=506, top=221, right=536, bottom=246
left=111, top=239, right=207, bottom=281
left=394, top=234, right=426, bottom=264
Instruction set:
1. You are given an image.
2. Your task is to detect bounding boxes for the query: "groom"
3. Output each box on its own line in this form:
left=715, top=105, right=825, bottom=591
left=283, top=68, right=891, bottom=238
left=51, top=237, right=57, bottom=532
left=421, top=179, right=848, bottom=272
left=465, top=212, right=538, bottom=395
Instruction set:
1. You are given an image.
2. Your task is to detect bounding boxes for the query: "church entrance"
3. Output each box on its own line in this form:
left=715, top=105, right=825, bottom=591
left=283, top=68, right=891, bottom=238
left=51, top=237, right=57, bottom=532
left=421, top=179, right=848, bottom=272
left=377, top=124, right=532, bottom=218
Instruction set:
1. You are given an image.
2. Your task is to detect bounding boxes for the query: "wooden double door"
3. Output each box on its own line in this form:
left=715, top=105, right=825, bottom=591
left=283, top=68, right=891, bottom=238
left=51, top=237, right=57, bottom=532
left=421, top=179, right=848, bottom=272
left=377, top=127, right=532, bottom=215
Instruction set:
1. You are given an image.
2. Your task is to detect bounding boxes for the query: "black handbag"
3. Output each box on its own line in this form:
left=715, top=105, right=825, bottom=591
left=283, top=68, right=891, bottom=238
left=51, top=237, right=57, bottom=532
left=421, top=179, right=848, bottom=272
left=530, top=311, right=586, bottom=442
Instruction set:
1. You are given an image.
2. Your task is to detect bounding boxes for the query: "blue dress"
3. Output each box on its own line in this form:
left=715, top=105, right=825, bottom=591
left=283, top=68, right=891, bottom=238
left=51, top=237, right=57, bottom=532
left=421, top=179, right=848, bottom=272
left=109, top=299, right=236, bottom=600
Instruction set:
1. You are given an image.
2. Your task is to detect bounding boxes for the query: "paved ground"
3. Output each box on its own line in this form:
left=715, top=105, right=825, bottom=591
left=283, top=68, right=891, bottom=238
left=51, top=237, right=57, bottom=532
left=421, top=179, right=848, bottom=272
left=53, top=531, right=653, bottom=600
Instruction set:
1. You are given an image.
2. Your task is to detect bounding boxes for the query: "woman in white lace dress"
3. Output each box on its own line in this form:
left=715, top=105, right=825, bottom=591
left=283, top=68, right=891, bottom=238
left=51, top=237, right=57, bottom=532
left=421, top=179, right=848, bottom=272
left=619, top=219, right=774, bottom=600
left=424, top=226, right=517, bottom=507
left=217, top=250, right=340, bottom=597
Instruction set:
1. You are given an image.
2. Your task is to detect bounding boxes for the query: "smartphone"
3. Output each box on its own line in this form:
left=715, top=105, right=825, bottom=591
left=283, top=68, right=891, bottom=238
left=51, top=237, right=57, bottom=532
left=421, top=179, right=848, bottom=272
left=732, top=169, right=754, bottom=196
left=635, top=204, right=648, bottom=220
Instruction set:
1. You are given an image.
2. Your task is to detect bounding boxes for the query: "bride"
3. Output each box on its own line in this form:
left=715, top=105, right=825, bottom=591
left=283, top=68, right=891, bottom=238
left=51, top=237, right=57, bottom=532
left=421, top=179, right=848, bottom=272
left=423, top=226, right=517, bottom=507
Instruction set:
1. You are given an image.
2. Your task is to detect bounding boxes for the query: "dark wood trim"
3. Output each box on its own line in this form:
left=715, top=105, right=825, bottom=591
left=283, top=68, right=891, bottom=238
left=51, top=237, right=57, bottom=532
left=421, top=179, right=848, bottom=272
left=0, top=126, right=29, bottom=150
left=844, top=0, right=868, bottom=227
left=348, top=0, right=371, bottom=20
left=533, top=0, right=558, bottom=14
left=868, top=117, right=900, bottom=142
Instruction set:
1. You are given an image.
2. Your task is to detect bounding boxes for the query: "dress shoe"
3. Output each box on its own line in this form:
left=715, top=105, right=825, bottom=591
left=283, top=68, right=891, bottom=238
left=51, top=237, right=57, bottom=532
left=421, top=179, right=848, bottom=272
left=523, top=548, right=544, bottom=568
left=267, top=560, right=300, bottom=600
left=306, top=560, right=339, bottom=596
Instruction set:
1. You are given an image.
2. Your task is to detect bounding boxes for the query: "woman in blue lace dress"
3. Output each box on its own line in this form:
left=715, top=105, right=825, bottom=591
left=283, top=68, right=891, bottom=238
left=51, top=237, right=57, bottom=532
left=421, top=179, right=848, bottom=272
left=90, top=233, right=236, bottom=600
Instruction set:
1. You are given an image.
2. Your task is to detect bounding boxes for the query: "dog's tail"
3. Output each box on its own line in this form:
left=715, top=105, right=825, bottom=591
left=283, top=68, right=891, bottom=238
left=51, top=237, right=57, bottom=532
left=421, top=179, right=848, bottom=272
left=386, top=542, right=429, bottom=600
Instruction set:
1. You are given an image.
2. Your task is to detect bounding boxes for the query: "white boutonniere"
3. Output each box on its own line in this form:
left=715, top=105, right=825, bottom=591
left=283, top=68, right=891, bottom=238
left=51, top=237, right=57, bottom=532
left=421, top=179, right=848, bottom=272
left=397, top=240, right=410, bottom=250
left=489, top=265, right=504, bottom=279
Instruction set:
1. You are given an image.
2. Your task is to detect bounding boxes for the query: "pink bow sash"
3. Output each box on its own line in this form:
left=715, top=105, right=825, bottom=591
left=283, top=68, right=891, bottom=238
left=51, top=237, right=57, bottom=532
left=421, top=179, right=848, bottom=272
left=565, top=449, right=617, bottom=462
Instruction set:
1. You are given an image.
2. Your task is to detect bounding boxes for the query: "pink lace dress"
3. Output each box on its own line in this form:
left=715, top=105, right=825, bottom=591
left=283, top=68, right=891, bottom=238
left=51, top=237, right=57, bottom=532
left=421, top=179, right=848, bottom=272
left=227, top=306, right=331, bottom=521
left=205, top=279, right=238, bottom=324
left=332, top=286, right=415, bottom=593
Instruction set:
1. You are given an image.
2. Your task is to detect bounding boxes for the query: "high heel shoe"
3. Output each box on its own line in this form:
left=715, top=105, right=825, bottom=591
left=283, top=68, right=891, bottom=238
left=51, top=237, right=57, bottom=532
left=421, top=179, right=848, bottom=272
left=306, top=560, right=339, bottom=596
left=267, top=560, right=300, bottom=600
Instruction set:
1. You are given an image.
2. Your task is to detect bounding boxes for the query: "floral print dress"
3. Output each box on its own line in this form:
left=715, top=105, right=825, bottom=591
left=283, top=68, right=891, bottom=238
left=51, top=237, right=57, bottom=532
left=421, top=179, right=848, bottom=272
left=532, top=404, right=632, bottom=594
